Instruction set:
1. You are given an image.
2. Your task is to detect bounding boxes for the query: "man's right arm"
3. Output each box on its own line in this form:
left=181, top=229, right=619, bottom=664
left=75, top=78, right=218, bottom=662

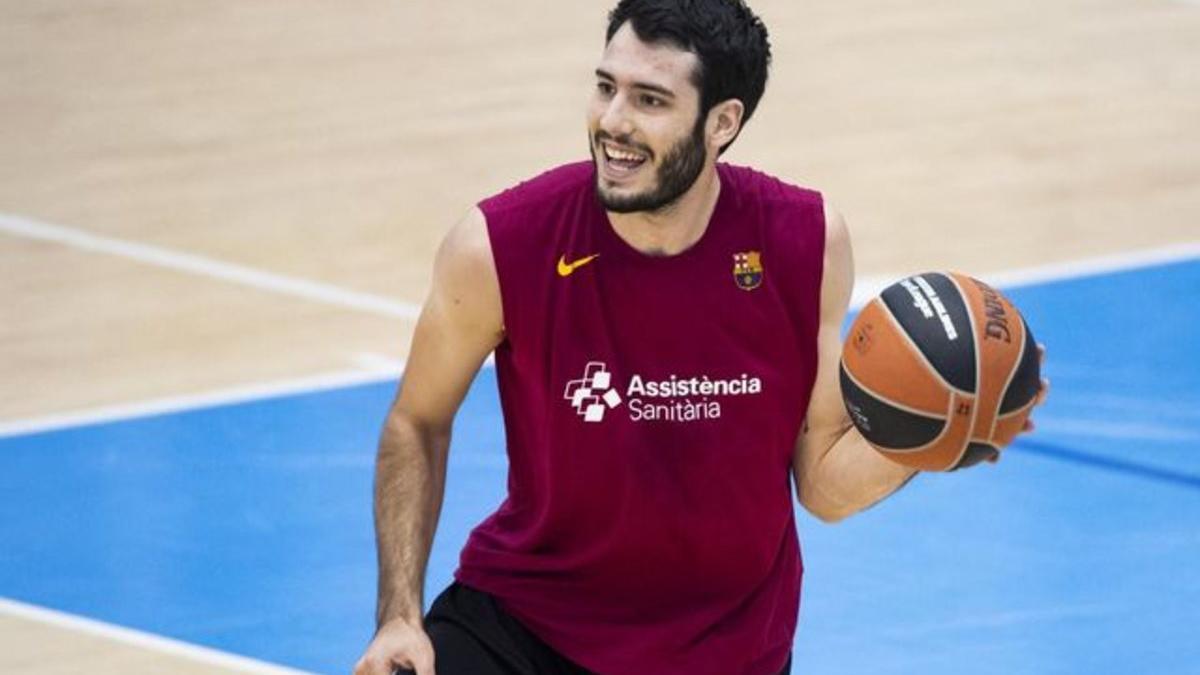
left=354, top=207, right=503, bottom=675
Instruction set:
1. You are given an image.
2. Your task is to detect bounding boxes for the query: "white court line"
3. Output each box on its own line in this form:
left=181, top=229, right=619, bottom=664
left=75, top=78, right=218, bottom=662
left=849, top=240, right=1200, bottom=309
left=0, top=597, right=315, bottom=674
left=0, top=354, right=502, bottom=440
left=0, top=212, right=422, bottom=320
left=353, top=351, right=496, bottom=375
left=1, top=240, right=1198, bottom=440
left=352, top=351, right=409, bottom=375
left=0, top=368, right=401, bottom=439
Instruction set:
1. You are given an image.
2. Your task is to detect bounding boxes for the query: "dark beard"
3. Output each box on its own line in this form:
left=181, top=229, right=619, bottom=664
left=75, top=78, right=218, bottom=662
left=592, top=116, right=707, bottom=214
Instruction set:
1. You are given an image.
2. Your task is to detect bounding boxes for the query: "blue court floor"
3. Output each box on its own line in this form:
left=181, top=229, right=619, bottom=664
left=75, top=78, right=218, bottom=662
left=2, top=260, right=1198, bottom=674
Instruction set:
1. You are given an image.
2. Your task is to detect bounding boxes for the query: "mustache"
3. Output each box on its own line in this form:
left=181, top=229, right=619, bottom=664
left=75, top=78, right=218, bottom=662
left=594, top=131, right=654, bottom=159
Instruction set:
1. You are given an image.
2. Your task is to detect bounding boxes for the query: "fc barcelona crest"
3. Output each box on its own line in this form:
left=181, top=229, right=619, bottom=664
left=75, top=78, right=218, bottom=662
left=733, top=250, right=764, bottom=291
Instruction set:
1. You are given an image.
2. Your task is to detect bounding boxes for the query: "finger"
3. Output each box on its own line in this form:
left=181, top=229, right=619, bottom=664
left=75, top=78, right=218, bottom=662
left=351, top=656, right=378, bottom=675
left=352, top=655, right=391, bottom=675
left=412, top=650, right=436, bottom=675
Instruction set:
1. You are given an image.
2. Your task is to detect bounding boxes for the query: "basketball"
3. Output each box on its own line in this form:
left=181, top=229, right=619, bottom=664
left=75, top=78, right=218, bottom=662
left=839, top=272, right=1041, bottom=471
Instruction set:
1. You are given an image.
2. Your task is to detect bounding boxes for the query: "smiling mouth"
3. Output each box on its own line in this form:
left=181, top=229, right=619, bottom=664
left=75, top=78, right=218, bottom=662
left=599, top=140, right=649, bottom=179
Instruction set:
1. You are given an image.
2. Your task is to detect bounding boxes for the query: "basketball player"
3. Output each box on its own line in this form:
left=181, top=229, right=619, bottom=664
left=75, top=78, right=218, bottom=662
left=354, top=1, right=1044, bottom=674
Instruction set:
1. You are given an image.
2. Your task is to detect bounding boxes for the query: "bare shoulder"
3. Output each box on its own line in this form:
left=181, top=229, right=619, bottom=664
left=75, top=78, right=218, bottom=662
left=823, top=201, right=850, bottom=252
left=428, top=206, right=503, bottom=339
left=436, top=207, right=492, bottom=277
left=820, top=200, right=854, bottom=318
left=392, top=207, right=502, bottom=428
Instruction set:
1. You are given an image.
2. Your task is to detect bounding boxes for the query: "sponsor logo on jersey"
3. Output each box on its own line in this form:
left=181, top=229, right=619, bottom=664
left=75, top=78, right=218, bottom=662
left=733, top=251, right=763, bottom=291
left=564, top=361, right=763, bottom=423
left=563, top=362, right=623, bottom=422
left=557, top=253, right=600, bottom=277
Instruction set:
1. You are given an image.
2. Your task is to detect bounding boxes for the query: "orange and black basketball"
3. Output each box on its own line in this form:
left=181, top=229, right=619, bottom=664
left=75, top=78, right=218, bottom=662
left=839, top=272, right=1041, bottom=471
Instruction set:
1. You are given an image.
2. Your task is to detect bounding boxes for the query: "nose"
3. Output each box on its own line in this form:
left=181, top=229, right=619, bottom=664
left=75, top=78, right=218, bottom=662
left=597, top=93, right=634, bottom=139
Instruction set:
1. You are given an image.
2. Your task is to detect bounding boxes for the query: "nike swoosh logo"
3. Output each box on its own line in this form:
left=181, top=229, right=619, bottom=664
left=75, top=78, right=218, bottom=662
left=557, top=253, right=600, bottom=277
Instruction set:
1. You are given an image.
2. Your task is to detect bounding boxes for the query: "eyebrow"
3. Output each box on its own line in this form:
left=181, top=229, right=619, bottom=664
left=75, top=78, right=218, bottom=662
left=595, top=68, right=676, bottom=99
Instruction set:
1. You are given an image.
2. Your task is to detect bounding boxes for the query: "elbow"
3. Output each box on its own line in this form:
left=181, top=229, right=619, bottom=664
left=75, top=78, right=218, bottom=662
left=814, top=510, right=848, bottom=525
left=797, top=486, right=855, bottom=524
left=806, top=502, right=852, bottom=524
left=378, top=410, right=451, bottom=459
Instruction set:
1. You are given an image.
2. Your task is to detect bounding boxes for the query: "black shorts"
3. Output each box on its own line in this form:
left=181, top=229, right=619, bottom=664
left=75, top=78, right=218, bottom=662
left=399, top=582, right=792, bottom=675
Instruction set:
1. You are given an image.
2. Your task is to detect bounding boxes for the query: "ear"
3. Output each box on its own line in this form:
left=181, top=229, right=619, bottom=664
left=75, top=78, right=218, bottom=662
left=706, top=99, right=745, bottom=150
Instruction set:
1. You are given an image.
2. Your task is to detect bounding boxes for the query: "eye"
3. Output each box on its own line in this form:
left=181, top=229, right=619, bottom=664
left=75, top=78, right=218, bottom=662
left=639, top=94, right=666, bottom=108
left=596, top=81, right=615, bottom=96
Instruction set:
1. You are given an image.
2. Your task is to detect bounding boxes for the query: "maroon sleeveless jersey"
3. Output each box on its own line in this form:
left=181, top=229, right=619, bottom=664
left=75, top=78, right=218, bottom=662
left=456, top=161, right=825, bottom=675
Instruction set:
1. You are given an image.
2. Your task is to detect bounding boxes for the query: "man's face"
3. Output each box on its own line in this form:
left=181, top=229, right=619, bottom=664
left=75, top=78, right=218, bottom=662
left=588, top=22, right=709, bottom=214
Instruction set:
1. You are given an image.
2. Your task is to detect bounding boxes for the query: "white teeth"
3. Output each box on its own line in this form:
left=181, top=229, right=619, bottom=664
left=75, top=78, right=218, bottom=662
left=603, top=144, right=646, bottom=163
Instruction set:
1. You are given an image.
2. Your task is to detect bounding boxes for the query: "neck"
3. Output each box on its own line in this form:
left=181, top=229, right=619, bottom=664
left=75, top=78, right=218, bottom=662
left=606, top=162, right=721, bottom=257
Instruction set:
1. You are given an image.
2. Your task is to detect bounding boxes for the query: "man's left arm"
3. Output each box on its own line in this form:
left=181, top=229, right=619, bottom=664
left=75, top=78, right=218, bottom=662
left=791, top=204, right=919, bottom=523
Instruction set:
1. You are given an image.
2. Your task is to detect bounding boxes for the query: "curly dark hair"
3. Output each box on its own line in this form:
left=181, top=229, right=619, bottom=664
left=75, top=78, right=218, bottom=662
left=606, top=0, right=771, bottom=153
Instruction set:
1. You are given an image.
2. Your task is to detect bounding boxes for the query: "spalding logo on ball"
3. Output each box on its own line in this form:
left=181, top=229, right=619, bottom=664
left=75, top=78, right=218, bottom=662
left=839, top=272, right=1041, bottom=471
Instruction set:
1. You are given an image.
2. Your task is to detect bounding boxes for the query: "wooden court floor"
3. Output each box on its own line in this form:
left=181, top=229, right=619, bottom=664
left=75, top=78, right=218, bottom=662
left=1, top=0, right=1198, bottom=672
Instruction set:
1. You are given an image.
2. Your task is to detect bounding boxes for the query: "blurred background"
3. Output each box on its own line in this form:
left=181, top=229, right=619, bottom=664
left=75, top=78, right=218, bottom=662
left=2, top=1, right=1198, bottom=673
